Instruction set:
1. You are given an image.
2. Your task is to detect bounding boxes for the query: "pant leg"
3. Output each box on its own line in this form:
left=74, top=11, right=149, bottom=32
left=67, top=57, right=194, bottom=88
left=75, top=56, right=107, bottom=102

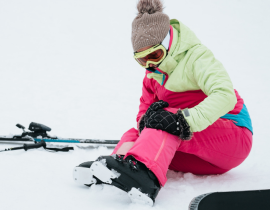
left=176, top=118, right=253, bottom=171
left=125, top=128, right=181, bottom=186
left=169, top=151, right=229, bottom=174
left=112, top=128, right=138, bottom=155
left=112, top=128, right=180, bottom=186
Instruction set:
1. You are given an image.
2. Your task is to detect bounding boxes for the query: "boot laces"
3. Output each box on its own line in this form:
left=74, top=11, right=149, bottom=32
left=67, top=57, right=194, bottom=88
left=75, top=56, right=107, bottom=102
left=116, top=155, right=139, bottom=172
left=127, top=157, right=139, bottom=172
left=115, top=154, right=125, bottom=163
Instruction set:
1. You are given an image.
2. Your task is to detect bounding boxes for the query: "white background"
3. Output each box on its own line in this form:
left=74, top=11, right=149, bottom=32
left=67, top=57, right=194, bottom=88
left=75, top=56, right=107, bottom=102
left=0, top=0, right=270, bottom=209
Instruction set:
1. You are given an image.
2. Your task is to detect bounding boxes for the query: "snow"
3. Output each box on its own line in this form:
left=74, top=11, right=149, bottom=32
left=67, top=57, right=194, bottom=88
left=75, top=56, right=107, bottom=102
left=0, top=0, right=270, bottom=209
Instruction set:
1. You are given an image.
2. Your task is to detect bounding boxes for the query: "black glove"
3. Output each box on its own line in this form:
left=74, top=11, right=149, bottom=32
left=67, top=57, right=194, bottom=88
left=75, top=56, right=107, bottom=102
left=138, top=100, right=169, bottom=134
left=145, top=100, right=169, bottom=116
left=145, top=108, right=193, bottom=141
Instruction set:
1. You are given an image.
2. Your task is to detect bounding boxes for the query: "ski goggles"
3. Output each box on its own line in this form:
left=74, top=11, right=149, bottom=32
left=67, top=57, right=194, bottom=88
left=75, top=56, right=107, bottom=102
left=133, top=44, right=167, bottom=68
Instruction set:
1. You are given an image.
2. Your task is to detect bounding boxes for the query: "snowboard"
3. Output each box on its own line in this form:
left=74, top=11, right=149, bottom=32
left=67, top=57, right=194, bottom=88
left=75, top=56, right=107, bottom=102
left=189, top=189, right=270, bottom=210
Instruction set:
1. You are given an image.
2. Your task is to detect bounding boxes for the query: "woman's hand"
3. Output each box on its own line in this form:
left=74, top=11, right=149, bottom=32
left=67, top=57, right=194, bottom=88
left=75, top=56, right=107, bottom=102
left=146, top=108, right=181, bottom=135
left=145, top=100, right=169, bottom=116
left=139, top=100, right=193, bottom=140
left=138, top=100, right=169, bottom=134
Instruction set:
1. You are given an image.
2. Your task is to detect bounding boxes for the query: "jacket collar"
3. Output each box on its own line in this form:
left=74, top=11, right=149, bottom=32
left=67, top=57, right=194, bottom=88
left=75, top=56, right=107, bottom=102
left=156, top=26, right=178, bottom=76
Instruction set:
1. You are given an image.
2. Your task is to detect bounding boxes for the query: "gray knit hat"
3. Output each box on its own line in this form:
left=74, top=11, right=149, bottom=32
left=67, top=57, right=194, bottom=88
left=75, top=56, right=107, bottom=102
left=132, top=0, right=170, bottom=52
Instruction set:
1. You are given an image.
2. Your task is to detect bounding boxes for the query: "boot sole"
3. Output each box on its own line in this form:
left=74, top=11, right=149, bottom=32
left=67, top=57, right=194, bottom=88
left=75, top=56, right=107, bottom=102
left=128, top=188, right=154, bottom=206
left=73, top=167, right=97, bottom=185
left=73, top=160, right=154, bottom=206
left=73, top=161, right=119, bottom=185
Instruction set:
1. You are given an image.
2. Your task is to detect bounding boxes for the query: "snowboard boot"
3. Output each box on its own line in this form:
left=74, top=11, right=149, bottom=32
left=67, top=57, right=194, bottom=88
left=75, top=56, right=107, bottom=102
left=73, top=155, right=161, bottom=206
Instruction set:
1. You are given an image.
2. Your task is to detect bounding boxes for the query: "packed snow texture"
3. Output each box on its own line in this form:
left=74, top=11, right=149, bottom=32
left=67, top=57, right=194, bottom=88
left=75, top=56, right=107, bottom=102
left=1, top=0, right=270, bottom=209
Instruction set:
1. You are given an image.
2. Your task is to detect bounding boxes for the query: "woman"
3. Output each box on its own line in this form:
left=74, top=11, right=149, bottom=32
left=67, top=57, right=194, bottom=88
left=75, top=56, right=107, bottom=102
left=73, top=0, right=253, bottom=206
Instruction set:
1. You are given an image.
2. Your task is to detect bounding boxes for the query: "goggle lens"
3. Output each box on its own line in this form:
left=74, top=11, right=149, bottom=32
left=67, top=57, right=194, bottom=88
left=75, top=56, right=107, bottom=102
left=135, top=49, right=165, bottom=67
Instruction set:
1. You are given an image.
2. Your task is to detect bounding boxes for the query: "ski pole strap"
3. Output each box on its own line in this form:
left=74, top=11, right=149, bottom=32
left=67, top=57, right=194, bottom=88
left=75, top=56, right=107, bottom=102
left=44, top=146, right=74, bottom=152
left=35, top=139, right=74, bottom=152
left=23, top=140, right=46, bottom=151
left=25, top=140, right=73, bottom=152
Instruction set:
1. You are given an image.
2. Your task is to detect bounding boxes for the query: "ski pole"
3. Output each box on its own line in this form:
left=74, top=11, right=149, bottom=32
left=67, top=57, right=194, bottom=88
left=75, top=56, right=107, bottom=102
left=0, top=140, right=46, bottom=152
left=0, top=140, right=74, bottom=152
left=0, top=122, right=119, bottom=148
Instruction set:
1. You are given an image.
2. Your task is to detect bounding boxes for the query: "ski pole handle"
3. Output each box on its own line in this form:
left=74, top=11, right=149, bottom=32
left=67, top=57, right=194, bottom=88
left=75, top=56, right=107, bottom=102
left=23, top=140, right=46, bottom=151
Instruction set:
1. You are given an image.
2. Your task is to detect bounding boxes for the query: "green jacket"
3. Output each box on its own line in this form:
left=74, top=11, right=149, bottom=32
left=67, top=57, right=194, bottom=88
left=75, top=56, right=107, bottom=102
left=147, top=19, right=237, bottom=132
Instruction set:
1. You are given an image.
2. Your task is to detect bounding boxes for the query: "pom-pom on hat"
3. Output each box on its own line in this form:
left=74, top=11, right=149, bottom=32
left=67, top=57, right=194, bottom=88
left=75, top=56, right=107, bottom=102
left=132, top=0, right=170, bottom=52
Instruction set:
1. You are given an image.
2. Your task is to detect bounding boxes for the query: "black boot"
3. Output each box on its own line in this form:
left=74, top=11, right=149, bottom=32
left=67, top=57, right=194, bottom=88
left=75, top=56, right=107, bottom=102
left=73, top=155, right=161, bottom=206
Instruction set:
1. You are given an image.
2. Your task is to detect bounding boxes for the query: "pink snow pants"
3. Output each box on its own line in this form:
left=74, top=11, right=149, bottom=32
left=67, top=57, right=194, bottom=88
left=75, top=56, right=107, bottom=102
left=112, top=118, right=252, bottom=186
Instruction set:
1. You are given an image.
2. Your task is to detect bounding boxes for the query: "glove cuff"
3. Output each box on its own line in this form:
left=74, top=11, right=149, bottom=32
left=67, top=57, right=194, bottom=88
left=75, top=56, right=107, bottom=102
left=176, top=109, right=193, bottom=140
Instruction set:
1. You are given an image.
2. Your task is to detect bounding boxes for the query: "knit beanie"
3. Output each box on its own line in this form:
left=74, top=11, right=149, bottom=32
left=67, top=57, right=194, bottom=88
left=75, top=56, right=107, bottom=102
left=132, top=0, right=170, bottom=52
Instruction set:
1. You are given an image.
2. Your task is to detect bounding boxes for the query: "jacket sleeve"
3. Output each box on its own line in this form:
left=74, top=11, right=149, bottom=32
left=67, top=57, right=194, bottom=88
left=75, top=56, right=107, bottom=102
left=184, top=45, right=237, bottom=132
left=136, top=73, right=158, bottom=124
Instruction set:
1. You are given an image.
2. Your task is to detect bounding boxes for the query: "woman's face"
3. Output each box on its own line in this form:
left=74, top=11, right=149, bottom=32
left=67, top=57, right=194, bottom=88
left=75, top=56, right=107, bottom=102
left=137, top=45, right=158, bottom=69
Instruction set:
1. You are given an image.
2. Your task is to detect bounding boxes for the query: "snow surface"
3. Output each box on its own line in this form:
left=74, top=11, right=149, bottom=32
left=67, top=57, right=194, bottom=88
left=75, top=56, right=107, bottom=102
left=0, top=0, right=270, bottom=209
